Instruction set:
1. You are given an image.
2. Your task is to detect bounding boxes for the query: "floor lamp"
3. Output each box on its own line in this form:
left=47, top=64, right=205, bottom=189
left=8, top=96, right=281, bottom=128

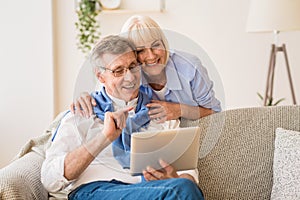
left=246, top=0, right=300, bottom=106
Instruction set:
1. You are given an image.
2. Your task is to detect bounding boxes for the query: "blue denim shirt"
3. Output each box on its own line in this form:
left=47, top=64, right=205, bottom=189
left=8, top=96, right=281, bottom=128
left=141, top=50, right=221, bottom=112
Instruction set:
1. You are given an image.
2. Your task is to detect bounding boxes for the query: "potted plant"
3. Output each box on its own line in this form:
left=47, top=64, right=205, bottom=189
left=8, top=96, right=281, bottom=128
left=257, top=92, right=285, bottom=106
left=75, top=0, right=101, bottom=55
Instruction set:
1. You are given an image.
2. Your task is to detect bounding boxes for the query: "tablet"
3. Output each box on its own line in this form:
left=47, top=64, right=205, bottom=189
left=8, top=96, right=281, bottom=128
left=130, top=126, right=200, bottom=176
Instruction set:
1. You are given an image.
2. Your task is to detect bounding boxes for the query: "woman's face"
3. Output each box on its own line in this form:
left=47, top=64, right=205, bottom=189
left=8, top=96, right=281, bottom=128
left=135, top=39, right=167, bottom=77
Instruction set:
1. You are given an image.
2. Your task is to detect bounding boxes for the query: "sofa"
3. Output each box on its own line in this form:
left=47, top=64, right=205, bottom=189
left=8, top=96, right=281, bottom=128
left=1, top=105, right=299, bottom=199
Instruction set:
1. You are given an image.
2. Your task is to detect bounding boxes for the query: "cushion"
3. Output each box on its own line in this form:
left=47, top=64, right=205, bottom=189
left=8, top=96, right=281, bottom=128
left=271, top=128, right=300, bottom=199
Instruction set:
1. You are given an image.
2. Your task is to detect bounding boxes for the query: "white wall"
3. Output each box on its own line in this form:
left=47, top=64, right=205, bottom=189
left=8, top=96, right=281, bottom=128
left=54, top=0, right=300, bottom=114
left=0, top=0, right=298, bottom=169
left=0, top=0, right=53, bottom=168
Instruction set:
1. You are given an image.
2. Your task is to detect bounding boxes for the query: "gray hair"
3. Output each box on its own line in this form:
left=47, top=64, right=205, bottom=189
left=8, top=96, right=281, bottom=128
left=91, top=35, right=137, bottom=70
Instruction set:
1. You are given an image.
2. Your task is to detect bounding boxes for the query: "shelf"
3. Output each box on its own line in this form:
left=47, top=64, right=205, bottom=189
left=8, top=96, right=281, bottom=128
left=100, top=0, right=166, bottom=14
left=101, top=9, right=165, bottom=14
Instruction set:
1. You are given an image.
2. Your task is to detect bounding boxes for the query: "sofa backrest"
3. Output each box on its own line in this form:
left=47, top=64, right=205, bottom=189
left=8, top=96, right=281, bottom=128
left=180, top=105, right=300, bottom=200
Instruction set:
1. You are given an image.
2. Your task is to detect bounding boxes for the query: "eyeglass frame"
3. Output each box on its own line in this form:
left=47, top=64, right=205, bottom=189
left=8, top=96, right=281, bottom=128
left=99, top=63, right=142, bottom=77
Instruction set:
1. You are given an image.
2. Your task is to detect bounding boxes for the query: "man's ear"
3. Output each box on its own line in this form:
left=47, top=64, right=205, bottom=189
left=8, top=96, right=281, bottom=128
left=94, top=68, right=105, bottom=83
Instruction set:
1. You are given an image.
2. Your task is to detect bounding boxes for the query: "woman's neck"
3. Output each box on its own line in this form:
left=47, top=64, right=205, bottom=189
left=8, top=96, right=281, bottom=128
left=144, top=71, right=167, bottom=91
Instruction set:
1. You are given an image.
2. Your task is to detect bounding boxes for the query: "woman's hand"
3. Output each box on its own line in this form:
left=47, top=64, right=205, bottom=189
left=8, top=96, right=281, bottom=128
left=147, top=100, right=181, bottom=121
left=70, top=92, right=97, bottom=118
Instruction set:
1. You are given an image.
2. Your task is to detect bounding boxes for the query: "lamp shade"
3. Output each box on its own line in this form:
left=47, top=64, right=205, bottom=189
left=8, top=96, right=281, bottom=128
left=246, top=0, right=300, bottom=33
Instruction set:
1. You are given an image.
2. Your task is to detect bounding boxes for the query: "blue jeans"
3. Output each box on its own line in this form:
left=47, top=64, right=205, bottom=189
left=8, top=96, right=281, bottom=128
left=68, top=178, right=204, bottom=200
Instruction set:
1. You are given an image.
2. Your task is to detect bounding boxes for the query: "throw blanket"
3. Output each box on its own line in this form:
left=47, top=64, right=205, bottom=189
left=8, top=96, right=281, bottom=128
left=92, top=86, right=151, bottom=168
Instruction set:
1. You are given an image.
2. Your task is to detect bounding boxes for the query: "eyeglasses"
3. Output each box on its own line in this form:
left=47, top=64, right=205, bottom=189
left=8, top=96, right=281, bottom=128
left=100, top=63, right=141, bottom=77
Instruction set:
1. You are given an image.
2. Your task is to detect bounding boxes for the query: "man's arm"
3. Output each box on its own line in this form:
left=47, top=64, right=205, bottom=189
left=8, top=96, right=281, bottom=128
left=42, top=108, right=131, bottom=192
left=64, top=108, right=131, bottom=180
left=63, top=131, right=110, bottom=180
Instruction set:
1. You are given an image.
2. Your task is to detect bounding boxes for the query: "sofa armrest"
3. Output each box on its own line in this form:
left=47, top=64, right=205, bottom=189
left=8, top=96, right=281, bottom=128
left=182, top=106, right=300, bottom=200
left=0, top=152, right=48, bottom=200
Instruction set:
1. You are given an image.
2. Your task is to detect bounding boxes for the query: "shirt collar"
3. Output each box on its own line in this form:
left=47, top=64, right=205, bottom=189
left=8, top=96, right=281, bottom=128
left=106, top=93, right=138, bottom=110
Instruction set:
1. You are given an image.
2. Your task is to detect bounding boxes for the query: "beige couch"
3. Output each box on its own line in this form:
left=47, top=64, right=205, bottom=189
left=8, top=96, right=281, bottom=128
left=1, top=105, right=299, bottom=200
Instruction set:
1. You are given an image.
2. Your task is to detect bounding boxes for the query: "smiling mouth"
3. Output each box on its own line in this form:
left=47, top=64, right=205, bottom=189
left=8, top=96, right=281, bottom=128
left=146, top=63, right=157, bottom=67
left=123, top=83, right=136, bottom=89
left=145, top=59, right=160, bottom=66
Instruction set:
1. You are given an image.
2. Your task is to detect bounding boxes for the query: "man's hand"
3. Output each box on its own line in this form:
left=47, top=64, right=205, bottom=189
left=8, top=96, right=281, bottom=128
left=143, top=159, right=196, bottom=183
left=102, top=107, right=133, bottom=141
left=70, top=92, right=97, bottom=118
left=142, top=159, right=179, bottom=181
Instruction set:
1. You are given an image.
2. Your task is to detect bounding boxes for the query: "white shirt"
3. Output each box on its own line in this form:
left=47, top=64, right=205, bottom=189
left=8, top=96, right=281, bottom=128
left=41, top=96, right=197, bottom=198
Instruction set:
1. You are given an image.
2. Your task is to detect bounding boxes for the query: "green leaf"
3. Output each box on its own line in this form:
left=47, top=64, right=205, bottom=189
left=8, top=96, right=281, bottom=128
left=257, top=91, right=285, bottom=106
left=75, top=0, right=101, bottom=56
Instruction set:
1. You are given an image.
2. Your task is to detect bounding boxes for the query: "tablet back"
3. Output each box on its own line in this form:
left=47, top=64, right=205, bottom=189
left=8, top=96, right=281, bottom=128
left=130, top=126, right=200, bottom=175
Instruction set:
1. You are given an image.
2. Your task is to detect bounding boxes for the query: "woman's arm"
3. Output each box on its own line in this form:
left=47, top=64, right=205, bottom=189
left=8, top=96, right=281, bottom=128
left=147, top=100, right=215, bottom=120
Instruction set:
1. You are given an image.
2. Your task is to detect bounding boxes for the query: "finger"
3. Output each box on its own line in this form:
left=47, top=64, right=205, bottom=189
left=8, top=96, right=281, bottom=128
left=159, top=159, right=177, bottom=176
left=150, top=100, right=161, bottom=103
left=104, top=112, right=115, bottom=126
left=85, top=97, right=94, bottom=117
left=120, top=106, right=134, bottom=112
left=149, top=111, right=166, bottom=119
left=142, top=171, right=151, bottom=181
left=154, top=116, right=167, bottom=124
left=146, top=166, right=164, bottom=180
left=112, top=107, right=132, bottom=129
left=148, top=106, right=164, bottom=117
left=78, top=97, right=89, bottom=117
left=159, top=159, right=170, bottom=168
left=118, top=106, right=134, bottom=121
left=142, top=170, right=157, bottom=181
left=103, top=112, right=120, bottom=141
left=74, top=100, right=84, bottom=117
left=119, top=115, right=127, bottom=129
left=148, top=106, right=166, bottom=123
left=148, top=108, right=161, bottom=115
left=113, top=117, right=123, bottom=129
left=147, top=102, right=162, bottom=109
left=70, top=103, right=75, bottom=114
left=91, top=98, right=97, bottom=106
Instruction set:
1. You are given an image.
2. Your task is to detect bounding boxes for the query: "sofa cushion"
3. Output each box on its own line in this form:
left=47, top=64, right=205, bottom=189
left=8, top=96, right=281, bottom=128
left=271, top=128, right=300, bottom=199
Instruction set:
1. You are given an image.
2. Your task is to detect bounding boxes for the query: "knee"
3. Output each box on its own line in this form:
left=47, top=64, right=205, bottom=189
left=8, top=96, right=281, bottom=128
left=172, top=178, right=197, bottom=189
left=167, top=178, right=204, bottom=199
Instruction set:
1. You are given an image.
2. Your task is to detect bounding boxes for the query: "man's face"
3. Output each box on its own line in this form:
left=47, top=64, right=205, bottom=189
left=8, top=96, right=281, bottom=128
left=97, top=51, right=140, bottom=102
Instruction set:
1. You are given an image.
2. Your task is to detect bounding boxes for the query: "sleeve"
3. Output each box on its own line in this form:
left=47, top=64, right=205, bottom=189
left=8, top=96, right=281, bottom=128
left=191, top=59, right=221, bottom=112
left=41, top=113, right=106, bottom=193
left=178, top=169, right=199, bottom=184
left=41, top=113, right=80, bottom=193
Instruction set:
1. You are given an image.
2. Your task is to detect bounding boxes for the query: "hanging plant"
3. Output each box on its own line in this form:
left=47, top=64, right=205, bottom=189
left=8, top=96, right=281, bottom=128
left=75, top=0, right=101, bottom=55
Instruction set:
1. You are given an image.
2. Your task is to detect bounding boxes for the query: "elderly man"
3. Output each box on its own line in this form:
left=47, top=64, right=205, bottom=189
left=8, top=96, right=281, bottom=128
left=41, top=35, right=204, bottom=200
